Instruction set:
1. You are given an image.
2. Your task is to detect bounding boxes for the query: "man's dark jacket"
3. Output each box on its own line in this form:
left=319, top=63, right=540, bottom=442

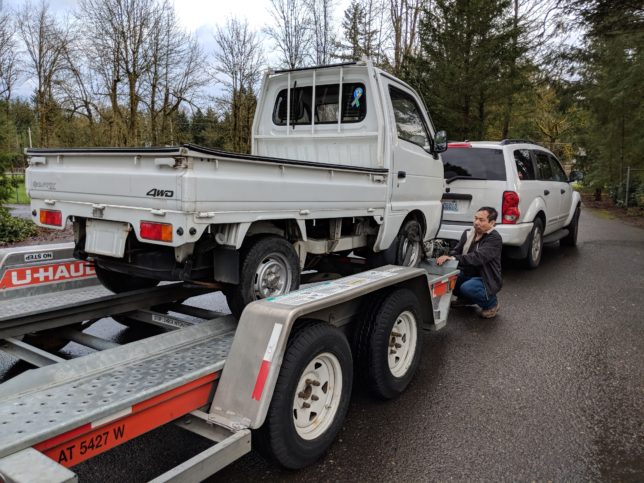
left=450, top=229, right=503, bottom=296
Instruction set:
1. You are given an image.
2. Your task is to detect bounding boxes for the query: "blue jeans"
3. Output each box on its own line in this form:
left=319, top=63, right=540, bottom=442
left=454, top=273, right=497, bottom=310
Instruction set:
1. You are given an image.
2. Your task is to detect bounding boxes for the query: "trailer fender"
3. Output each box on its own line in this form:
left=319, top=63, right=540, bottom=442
left=209, top=263, right=458, bottom=431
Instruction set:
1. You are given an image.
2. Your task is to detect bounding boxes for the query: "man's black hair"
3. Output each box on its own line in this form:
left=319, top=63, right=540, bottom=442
left=478, top=206, right=498, bottom=222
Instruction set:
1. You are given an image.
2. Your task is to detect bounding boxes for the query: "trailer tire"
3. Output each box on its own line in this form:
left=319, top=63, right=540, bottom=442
left=94, top=263, right=159, bottom=293
left=225, top=236, right=300, bottom=319
left=354, top=288, right=422, bottom=400
left=255, top=322, right=352, bottom=469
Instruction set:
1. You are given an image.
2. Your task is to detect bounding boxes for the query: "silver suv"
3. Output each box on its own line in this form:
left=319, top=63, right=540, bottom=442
left=437, top=140, right=582, bottom=268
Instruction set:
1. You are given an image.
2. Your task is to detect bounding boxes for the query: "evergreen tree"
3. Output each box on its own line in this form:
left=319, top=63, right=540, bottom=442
left=408, top=0, right=520, bottom=140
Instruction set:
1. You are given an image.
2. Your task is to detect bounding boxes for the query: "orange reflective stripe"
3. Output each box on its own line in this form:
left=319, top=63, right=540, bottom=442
left=34, top=373, right=219, bottom=468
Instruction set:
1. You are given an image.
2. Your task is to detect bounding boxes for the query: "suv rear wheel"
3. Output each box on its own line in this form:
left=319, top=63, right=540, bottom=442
left=525, top=218, right=544, bottom=269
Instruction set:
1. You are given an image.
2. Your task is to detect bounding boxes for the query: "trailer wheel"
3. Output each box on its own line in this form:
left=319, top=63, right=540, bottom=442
left=94, top=263, right=159, bottom=293
left=226, top=236, right=300, bottom=319
left=255, top=322, right=352, bottom=469
left=354, top=288, right=422, bottom=400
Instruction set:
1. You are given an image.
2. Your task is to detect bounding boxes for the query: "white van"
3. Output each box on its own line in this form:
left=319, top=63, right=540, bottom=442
left=437, top=140, right=582, bottom=268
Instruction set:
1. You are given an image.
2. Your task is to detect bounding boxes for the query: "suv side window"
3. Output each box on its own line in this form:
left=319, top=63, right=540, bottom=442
left=534, top=151, right=554, bottom=180
left=389, top=86, right=430, bottom=149
left=514, top=149, right=535, bottom=180
left=548, top=154, right=568, bottom=182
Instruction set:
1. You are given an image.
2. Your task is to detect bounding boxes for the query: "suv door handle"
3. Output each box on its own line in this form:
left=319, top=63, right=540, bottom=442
left=398, top=171, right=407, bottom=179
left=561, top=189, right=566, bottom=194
left=544, top=190, right=550, bottom=195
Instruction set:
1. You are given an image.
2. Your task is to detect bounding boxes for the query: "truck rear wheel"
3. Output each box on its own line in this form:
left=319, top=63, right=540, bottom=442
left=225, top=236, right=300, bottom=319
left=255, top=322, right=353, bottom=469
left=94, top=263, right=159, bottom=293
left=354, top=288, right=422, bottom=400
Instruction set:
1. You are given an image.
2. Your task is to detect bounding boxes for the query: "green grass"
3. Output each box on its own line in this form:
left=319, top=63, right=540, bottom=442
left=6, top=174, right=30, bottom=204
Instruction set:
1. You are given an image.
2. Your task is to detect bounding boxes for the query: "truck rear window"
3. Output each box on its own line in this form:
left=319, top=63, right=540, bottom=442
left=441, top=148, right=507, bottom=181
left=273, top=83, right=366, bottom=126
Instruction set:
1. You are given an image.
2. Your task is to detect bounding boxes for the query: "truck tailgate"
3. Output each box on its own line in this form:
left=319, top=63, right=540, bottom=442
left=26, top=150, right=185, bottom=211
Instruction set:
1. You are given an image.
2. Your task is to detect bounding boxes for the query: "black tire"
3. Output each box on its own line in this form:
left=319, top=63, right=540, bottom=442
left=94, top=263, right=159, bottom=293
left=370, top=219, right=424, bottom=268
left=561, top=205, right=580, bottom=247
left=254, top=322, right=353, bottom=469
left=225, top=236, right=300, bottom=319
left=354, top=288, right=423, bottom=400
left=524, top=218, right=544, bottom=269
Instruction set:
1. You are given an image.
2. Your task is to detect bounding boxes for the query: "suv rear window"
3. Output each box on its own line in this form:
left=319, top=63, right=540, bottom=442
left=441, top=148, right=507, bottom=181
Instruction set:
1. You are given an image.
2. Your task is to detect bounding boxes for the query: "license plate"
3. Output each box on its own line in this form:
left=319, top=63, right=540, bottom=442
left=442, top=200, right=458, bottom=212
left=85, top=219, right=130, bottom=258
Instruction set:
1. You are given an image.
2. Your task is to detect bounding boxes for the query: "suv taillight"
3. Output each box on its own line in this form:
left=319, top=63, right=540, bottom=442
left=502, top=191, right=520, bottom=224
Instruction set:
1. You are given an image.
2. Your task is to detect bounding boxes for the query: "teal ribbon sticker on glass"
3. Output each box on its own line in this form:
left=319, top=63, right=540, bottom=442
left=351, top=87, right=364, bottom=107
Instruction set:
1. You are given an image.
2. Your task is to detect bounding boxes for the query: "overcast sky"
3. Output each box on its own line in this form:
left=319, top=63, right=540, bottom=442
left=3, top=0, right=351, bottom=97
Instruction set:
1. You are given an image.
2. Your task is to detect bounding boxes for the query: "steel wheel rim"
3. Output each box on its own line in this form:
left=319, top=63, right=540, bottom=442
left=292, top=352, right=343, bottom=440
left=531, top=226, right=542, bottom=262
left=253, top=253, right=293, bottom=299
left=388, top=310, right=418, bottom=377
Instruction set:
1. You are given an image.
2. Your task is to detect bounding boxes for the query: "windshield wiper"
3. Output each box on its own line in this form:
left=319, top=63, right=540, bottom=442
left=446, top=175, right=486, bottom=184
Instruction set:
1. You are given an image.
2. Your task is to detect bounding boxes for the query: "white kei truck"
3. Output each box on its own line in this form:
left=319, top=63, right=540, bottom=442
left=0, top=242, right=459, bottom=481
left=25, top=60, right=448, bottom=317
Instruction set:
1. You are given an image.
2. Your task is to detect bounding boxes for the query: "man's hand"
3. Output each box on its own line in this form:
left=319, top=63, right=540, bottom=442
left=436, top=255, right=453, bottom=266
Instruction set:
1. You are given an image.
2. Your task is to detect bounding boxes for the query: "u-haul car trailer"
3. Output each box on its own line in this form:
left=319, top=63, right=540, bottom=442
left=0, top=244, right=458, bottom=482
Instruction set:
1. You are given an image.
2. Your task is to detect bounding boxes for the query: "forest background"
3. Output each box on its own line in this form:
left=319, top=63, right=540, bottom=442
left=0, top=0, right=642, bottom=210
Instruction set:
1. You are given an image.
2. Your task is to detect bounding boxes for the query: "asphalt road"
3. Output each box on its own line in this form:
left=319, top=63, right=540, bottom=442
left=4, top=209, right=644, bottom=481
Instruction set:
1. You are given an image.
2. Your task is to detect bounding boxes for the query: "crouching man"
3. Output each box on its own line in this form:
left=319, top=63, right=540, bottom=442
left=437, top=206, right=502, bottom=318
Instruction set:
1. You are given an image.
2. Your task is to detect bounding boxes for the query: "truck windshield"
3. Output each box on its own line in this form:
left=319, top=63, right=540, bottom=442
left=441, top=148, right=506, bottom=181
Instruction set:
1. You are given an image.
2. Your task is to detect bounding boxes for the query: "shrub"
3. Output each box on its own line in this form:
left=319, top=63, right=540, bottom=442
left=0, top=207, right=38, bottom=244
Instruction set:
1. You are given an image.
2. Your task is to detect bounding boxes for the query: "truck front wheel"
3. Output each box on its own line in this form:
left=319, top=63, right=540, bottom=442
left=255, top=322, right=353, bottom=469
left=225, top=236, right=300, bottom=319
left=94, top=263, right=159, bottom=293
left=354, top=288, right=422, bottom=400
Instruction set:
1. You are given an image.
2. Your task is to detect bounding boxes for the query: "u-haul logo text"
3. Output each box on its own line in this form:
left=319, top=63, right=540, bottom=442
left=0, top=261, right=96, bottom=289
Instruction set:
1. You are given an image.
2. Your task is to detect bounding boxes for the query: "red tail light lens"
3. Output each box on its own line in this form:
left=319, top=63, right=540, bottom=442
left=39, top=209, right=62, bottom=226
left=140, top=221, right=173, bottom=242
left=502, top=191, right=520, bottom=224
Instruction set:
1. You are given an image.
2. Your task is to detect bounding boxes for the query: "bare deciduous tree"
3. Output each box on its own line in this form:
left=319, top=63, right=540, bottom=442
left=77, top=0, right=205, bottom=146
left=389, top=0, right=425, bottom=74
left=266, top=0, right=312, bottom=69
left=0, top=11, right=20, bottom=105
left=306, top=0, right=337, bottom=65
left=17, top=0, right=71, bottom=146
left=213, top=17, right=264, bottom=153
left=143, top=4, right=207, bottom=145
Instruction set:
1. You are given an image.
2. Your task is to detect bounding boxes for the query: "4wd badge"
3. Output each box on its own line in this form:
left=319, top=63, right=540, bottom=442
left=146, top=188, right=174, bottom=198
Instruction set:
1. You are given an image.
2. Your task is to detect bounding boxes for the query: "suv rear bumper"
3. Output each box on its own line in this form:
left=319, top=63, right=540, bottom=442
left=438, top=221, right=534, bottom=246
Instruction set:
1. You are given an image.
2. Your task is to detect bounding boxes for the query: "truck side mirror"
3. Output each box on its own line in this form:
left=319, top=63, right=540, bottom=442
left=433, top=130, right=448, bottom=154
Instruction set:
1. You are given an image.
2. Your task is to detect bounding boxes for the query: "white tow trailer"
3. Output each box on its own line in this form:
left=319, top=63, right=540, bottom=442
left=0, top=244, right=458, bottom=482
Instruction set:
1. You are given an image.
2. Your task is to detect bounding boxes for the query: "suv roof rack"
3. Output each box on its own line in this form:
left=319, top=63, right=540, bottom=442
left=500, top=138, right=538, bottom=146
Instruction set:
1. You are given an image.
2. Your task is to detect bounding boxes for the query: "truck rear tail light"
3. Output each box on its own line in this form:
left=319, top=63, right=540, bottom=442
left=502, top=191, right=520, bottom=224
left=39, top=209, right=62, bottom=226
left=140, top=221, right=173, bottom=242
left=447, top=142, right=472, bottom=148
